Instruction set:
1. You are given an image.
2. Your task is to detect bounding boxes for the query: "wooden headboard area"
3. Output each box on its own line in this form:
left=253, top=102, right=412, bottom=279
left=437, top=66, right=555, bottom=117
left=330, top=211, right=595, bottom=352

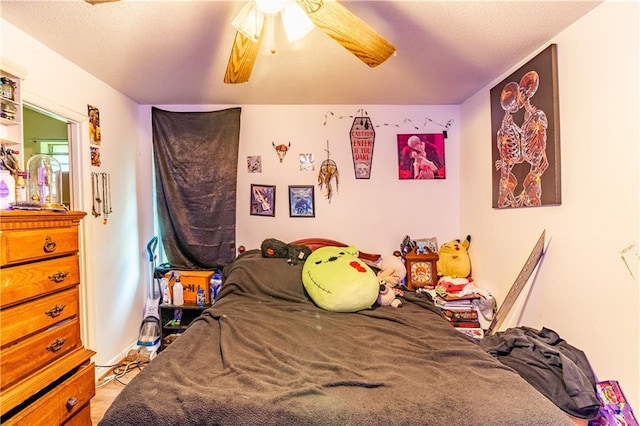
left=290, top=238, right=381, bottom=263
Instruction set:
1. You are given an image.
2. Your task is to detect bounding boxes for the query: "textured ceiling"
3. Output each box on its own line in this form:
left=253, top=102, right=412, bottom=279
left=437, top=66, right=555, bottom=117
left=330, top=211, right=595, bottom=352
left=0, top=0, right=601, bottom=105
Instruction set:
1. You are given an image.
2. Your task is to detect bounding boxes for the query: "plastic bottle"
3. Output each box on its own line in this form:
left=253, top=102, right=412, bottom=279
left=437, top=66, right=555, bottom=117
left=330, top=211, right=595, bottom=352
left=14, top=171, right=27, bottom=203
left=173, top=276, right=184, bottom=306
left=0, top=169, right=16, bottom=210
left=161, top=277, right=172, bottom=305
left=196, top=285, right=205, bottom=307
left=210, top=271, right=222, bottom=305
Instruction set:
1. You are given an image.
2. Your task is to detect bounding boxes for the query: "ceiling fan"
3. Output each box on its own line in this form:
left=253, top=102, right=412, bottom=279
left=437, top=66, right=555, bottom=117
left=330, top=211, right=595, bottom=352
left=84, top=0, right=396, bottom=84
left=224, top=0, right=396, bottom=84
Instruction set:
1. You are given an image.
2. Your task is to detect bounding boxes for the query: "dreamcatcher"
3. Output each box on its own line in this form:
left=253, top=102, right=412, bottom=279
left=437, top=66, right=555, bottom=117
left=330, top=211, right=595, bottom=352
left=318, top=141, right=339, bottom=202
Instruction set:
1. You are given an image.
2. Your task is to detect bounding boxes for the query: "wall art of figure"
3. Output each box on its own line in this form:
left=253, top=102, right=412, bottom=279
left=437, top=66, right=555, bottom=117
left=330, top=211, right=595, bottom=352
left=247, top=156, right=262, bottom=173
left=397, top=133, right=445, bottom=180
left=90, top=146, right=101, bottom=167
left=88, top=104, right=101, bottom=145
left=250, top=184, right=275, bottom=216
left=289, top=185, right=315, bottom=217
left=490, top=44, right=561, bottom=208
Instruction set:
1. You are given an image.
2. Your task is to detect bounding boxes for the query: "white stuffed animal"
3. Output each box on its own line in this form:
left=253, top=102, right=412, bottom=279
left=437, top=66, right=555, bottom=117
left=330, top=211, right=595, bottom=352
left=377, top=269, right=403, bottom=308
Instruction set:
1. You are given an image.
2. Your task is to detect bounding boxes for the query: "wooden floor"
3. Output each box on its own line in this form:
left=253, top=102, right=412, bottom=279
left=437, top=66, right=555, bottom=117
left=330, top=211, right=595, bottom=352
left=91, top=362, right=143, bottom=425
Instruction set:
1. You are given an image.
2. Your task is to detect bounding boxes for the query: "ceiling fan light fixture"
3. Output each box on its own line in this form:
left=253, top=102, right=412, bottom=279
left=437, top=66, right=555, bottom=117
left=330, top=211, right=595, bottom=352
left=281, top=1, right=314, bottom=42
left=232, top=1, right=265, bottom=42
left=255, top=0, right=286, bottom=14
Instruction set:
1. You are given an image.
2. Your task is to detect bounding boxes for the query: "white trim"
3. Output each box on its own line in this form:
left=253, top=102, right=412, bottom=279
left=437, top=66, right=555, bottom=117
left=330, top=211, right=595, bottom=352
left=95, top=341, right=139, bottom=381
left=0, top=57, right=27, bottom=80
left=21, top=97, right=97, bottom=360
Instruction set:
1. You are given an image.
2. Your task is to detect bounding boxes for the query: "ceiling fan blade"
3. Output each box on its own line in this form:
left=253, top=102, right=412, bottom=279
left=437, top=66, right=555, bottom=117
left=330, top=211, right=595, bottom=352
left=85, top=0, right=120, bottom=5
left=224, top=30, right=264, bottom=84
left=297, top=0, right=395, bottom=68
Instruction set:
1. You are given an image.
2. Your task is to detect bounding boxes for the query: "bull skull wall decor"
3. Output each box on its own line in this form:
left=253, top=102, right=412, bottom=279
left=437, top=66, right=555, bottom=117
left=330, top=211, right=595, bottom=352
left=272, top=141, right=291, bottom=163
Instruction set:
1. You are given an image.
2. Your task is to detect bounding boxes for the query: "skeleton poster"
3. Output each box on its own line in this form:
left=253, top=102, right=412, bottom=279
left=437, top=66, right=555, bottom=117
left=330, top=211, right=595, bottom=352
left=490, top=44, right=561, bottom=208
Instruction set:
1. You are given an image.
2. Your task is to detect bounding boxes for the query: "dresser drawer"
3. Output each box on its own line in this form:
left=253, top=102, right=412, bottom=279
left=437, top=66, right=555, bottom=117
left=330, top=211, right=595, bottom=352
left=1, top=287, right=79, bottom=347
left=2, top=362, right=95, bottom=426
left=0, top=226, right=79, bottom=266
left=0, top=255, right=80, bottom=308
left=62, top=404, right=92, bottom=426
left=1, top=318, right=80, bottom=389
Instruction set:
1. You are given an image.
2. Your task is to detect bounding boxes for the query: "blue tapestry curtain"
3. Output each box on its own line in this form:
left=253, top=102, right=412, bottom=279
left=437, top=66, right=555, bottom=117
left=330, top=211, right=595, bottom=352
left=152, top=107, right=241, bottom=270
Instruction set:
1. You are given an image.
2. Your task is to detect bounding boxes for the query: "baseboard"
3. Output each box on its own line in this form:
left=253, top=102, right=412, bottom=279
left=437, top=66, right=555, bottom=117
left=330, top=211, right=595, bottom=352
left=94, top=341, right=139, bottom=381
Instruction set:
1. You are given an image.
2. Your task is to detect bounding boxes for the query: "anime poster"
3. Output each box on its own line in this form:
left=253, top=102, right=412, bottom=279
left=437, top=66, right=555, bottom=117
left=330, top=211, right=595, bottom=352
left=289, top=185, right=315, bottom=218
left=397, top=133, right=445, bottom=179
left=250, top=184, right=275, bottom=216
left=247, top=156, right=262, bottom=173
left=88, top=104, right=101, bottom=145
left=90, top=146, right=101, bottom=167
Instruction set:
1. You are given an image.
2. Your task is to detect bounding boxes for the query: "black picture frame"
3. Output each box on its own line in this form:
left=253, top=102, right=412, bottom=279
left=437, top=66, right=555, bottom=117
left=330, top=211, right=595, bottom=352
left=250, top=184, right=275, bottom=217
left=490, top=44, right=561, bottom=209
left=288, top=185, right=315, bottom=218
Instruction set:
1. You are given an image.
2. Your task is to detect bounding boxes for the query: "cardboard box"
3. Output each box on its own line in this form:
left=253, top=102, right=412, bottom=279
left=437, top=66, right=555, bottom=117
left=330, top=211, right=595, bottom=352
left=164, top=270, right=213, bottom=305
left=590, top=380, right=638, bottom=426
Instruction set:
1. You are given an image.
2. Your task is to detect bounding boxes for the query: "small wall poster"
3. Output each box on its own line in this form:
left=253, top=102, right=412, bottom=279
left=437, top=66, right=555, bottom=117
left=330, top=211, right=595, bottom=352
left=88, top=104, right=101, bottom=145
left=90, top=146, right=101, bottom=167
left=250, top=184, right=275, bottom=217
left=289, top=185, right=315, bottom=218
left=247, top=156, right=262, bottom=173
left=397, top=133, right=445, bottom=179
left=350, top=115, right=375, bottom=179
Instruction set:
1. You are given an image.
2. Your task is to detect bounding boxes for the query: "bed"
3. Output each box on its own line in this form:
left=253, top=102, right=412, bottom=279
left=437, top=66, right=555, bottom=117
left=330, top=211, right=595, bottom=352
left=100, top=239, right=575, bottom=425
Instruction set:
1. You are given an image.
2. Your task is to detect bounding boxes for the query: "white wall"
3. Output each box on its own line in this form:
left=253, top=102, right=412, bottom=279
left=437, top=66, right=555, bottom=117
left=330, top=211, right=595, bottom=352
left=4, top=0, right=639, bottom=412
left=1, top=21, right=147, bottom=373
left=460, top=0, right=639, bottom=410
left=139, top=105, right=462, bottom=256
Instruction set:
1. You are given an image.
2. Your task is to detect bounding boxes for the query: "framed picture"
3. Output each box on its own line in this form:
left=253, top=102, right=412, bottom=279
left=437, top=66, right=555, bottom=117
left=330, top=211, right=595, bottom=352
left=288, top=185, right=315, bottom=218
left=87, top=104, right=101, bottom=145
left=250, top=184, right=275, bottom=217
left=490, top=44, right=561, bottom=209
left=397, top=133, right=446, bottom=179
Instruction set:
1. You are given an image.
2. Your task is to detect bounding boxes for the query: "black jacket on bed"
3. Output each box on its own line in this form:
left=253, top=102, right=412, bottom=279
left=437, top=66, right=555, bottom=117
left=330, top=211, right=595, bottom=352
left=480, top=326, right=601, bottom=419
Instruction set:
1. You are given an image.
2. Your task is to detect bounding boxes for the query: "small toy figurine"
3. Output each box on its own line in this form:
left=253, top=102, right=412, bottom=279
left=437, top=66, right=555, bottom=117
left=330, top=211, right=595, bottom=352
left=377, top=269, right=403, bottom=308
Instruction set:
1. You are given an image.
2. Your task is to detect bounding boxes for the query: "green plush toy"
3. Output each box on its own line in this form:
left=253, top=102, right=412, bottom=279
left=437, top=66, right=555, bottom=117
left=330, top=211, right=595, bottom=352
left=302, top=245, right=379, bottom=312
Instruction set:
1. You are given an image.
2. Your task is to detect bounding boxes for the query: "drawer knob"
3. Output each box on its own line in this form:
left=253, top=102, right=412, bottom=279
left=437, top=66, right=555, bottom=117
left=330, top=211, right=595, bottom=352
left=46, top=337, right=67, bottom=352
left=66, top=397, right=78, bottom=411
left=45, top=304, right=67, bottom=318
left=43, top=236, right=57, bottom=253
left=48, top=271, right=69, bottom=283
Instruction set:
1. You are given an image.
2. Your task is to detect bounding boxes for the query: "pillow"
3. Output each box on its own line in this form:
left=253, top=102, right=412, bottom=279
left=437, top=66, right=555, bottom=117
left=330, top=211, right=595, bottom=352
left=302, top=245, right=379, bottom=312
left=219, top=250, right=308, bottom=302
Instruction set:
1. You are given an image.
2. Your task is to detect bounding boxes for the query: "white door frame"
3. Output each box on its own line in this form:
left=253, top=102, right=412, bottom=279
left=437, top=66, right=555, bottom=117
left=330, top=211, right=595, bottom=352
left=22, top=93, right=97, bottom=354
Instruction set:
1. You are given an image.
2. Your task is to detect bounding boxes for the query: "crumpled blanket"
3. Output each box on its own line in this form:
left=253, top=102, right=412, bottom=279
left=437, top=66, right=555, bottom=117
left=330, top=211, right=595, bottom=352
left=480, top=326, right=601, bottom=419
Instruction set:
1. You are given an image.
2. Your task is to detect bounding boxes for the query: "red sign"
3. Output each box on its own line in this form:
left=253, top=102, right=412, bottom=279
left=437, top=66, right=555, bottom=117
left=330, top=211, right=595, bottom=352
left=350, top=116, right=375, bottom=179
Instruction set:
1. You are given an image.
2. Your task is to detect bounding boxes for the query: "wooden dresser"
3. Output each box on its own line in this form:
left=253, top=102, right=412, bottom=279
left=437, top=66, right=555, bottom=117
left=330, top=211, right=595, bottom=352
left=0, top=210, right=95, bottom=425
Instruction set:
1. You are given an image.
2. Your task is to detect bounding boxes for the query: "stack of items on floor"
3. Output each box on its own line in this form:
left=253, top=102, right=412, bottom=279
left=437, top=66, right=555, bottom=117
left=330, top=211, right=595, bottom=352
left=424, top=277, right=495, bottom=340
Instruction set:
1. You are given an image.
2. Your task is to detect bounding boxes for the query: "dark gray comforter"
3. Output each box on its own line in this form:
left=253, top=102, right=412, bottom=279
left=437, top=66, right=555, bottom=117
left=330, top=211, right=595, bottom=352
left=100, top=250, right=574, bottom=425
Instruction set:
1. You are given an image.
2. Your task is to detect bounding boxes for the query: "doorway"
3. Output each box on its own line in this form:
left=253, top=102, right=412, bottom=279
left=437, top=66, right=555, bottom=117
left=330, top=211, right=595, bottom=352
left=21, top=100, right=94, bottom=351
left=22, top=104, right=72, bottom=208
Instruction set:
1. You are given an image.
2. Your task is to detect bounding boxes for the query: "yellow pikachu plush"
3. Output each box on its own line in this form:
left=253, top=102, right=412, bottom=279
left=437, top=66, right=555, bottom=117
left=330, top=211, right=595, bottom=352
left=436, top=235, right=471, bottom=278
